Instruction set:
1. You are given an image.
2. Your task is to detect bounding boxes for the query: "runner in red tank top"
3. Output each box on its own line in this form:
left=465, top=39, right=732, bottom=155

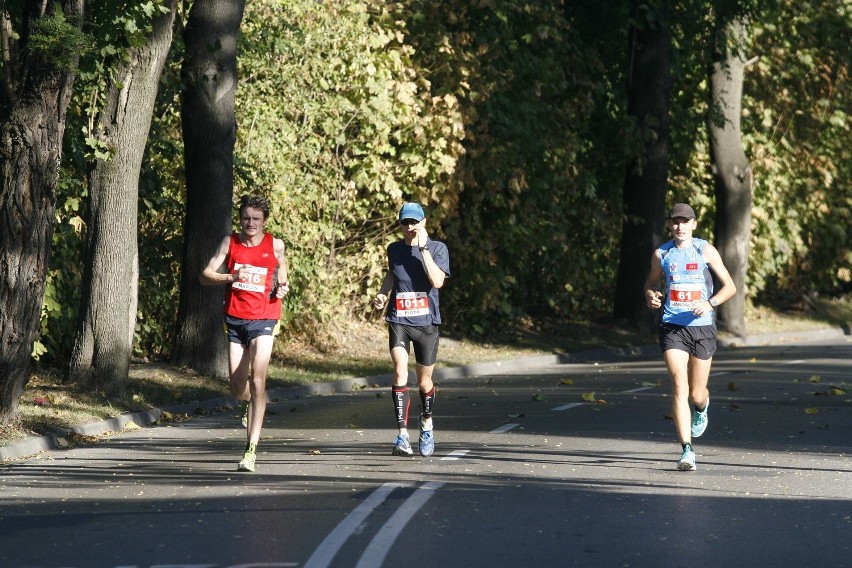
left=201, top=195, right=290, bottom=472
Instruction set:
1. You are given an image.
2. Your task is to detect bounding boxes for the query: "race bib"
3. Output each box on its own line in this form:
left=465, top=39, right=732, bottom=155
left=232, top=263, right=269, bottom=293
left=669, top=282, right=702, bottom=308
left=395, top=291, right=430, bottom=317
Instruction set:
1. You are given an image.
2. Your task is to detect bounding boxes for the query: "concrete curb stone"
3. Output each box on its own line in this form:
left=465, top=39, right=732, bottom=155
left=2, top=325, right=848, bottom=462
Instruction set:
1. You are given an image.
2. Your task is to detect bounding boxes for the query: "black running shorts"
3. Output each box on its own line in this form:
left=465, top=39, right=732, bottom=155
left=658, top=323, right=717, bottom=360
left=388, top=322, right=440, bottom=366
left=225, top=315, right=278, bottom=346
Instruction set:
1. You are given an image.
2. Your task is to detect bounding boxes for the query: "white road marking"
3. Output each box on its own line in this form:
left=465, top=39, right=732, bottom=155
left=303, top=482, right=404, bottom=568
left=355, top=482, right=444, bottom=568
left=621, top=386, right=656, bottom=393
left=490, top=423, right=520, bottom=434
left=442, top=449, right=470, bottom=461
left=551, top=402, right=584, bottom=411
left=778, top=359, right=806, bottom=365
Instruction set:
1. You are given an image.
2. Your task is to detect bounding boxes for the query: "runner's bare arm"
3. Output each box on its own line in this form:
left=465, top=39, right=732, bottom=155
left=200, top=235, right=237, bottom=286
left=373, top=272, right=393, bottom=309
left=273, top=238, right=290, bottom=297
left=644, top=249, right=664, bottom=309
left=702, top=243, right=737, bottom=309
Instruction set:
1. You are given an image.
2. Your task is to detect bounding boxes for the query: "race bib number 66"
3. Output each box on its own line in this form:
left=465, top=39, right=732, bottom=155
left=395, top=291, right=430, bottom=317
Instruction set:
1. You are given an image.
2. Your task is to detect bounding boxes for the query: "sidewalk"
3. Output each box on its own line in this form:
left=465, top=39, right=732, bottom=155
left=2, top=325, right=847, bottom=462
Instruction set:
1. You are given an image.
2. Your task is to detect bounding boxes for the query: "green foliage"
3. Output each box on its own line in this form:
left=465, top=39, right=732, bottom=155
left=395, top=0, right=629, bottom=332
left=235, top=0, right=464, bottom=343
left=40, top=0, right=179, bottom=365
left=28, top=5, right=91, bottom=72
left=742, top=0, right=851, bottom=296
left=36, top=0, right=850, bottom=363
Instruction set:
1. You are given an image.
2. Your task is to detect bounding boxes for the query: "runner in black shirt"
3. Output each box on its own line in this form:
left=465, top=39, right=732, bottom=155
left=373, top=203, right=450, bottom=457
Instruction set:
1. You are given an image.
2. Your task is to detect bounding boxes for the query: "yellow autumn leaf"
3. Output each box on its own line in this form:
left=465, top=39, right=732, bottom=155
left=750, top=357, right=758, bottom=363
left=560, top=378, right=574, bottom=385
left=581, top=391, right=596, bottom=402
left=804, top=407, right=820, bottom=414
left=808, top=375, right=822, bottom=383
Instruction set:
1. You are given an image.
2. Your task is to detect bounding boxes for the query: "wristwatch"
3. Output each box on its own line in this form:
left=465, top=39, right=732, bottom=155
left=419, top=243, right=429, bottom=252
left=709, top=298, right=718, bottom=308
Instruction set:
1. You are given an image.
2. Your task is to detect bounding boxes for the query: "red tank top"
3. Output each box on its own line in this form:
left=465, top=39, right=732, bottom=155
left=224, top=232, right=282, bottom=320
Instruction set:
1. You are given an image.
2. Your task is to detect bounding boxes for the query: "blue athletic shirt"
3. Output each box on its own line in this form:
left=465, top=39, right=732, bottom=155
left=660, top=238, right=714, bottom=327
left=385, top=238, right=450, bottom=326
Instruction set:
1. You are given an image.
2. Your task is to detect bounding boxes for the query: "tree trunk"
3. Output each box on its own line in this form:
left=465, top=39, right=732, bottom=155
left=709, top=17, right=752, bottom=338
left=68, top=0, right=178, bottom=394
left=0, top=0, right=84, bottom=425
left=171, top=0, right=245, bottom=377
left=612, top=0, right=671, bottom=330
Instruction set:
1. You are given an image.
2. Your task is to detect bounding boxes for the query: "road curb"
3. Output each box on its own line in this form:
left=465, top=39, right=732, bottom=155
left=2, top=325, right=847, bottom=462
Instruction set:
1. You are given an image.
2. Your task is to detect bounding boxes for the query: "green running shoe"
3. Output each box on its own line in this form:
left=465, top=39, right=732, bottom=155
left=677, top=443, right=696, bottom=471
left=238, top=400, right=249, bottom=428
left=691, top=398, right=709, bottom=438
left=238, top=443, right=257, bottom=472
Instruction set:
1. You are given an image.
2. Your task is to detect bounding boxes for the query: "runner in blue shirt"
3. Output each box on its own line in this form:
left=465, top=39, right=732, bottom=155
left=373, top=203, right=450, bottom=457
left=644, top=203, right=736, bottom=471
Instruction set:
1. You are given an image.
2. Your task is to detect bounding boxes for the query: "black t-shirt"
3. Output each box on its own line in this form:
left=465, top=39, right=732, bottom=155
left=385, top=238, right=450, bottom=326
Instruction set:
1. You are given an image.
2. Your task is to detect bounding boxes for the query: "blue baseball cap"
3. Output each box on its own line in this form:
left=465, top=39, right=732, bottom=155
left=398, top=202, right=425, bottom=222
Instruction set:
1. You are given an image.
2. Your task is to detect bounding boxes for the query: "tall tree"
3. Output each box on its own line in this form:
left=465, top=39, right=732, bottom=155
left=68, top=0, right=178, bottom=393
left=0, top=0, right=86, bottom=424
left=612, top=0, right=672, bottom=329
left=708, top=15, right=752, bottom=337
left=171, top=0, right=245, bottom=376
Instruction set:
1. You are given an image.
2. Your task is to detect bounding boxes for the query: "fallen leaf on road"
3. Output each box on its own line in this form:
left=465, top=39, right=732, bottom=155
left=560, top=378, right=574, bottom=385
left=581, top=391, right=596, bottom=402
left=808, top=375, right=822, bottom=383
left=804, top=407, right=820, bottom=414
left=532, top=393, right=546, bottom=401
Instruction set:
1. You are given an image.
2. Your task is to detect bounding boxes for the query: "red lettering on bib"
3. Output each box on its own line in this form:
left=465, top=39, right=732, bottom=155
left=686, top=262, right=699, bottom=271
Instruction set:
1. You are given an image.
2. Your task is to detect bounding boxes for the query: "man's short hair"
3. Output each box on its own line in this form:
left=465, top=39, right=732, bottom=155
left=239, top=195, right=270, bottom=219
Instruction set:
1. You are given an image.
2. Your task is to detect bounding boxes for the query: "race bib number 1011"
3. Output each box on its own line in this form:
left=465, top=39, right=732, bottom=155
left=395, top=291, right=430, bottom=317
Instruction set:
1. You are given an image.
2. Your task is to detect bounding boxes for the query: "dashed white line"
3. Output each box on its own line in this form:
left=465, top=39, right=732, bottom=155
left=442, top=449, right=470, bottom=461
left=551, top=402, right=584, bottom=411
left=304, top=482, right=404, bottom=568
left=355, top=482, right=444, bottom=568
left=621, top=386, right=656, bottom=393
left=489, top=423, right=520, bottom=434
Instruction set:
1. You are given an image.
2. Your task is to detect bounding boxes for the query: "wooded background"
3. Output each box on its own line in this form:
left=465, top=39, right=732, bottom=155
left=0, top=0, right=849, bottom=423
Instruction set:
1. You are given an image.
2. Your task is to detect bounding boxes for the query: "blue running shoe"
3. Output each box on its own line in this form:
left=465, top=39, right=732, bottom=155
left=678, top=444, right=696, bottom=471
left=392, top=434, right=413, bottom=456
left=418, top=417, right=434, bottom=457
left=691, top=398, right=709, bottom=438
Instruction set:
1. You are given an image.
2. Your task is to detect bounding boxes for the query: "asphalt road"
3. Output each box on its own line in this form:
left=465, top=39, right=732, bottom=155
left=1, top=334, right=849, bottom=568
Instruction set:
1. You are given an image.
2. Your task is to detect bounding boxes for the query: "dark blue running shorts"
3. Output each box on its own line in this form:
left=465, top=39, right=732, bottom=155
left=659, top=323, right=717, bottom=360
left=225, top=315, right=278, bottom=346
left=388, top=322, right=440, bottom=366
